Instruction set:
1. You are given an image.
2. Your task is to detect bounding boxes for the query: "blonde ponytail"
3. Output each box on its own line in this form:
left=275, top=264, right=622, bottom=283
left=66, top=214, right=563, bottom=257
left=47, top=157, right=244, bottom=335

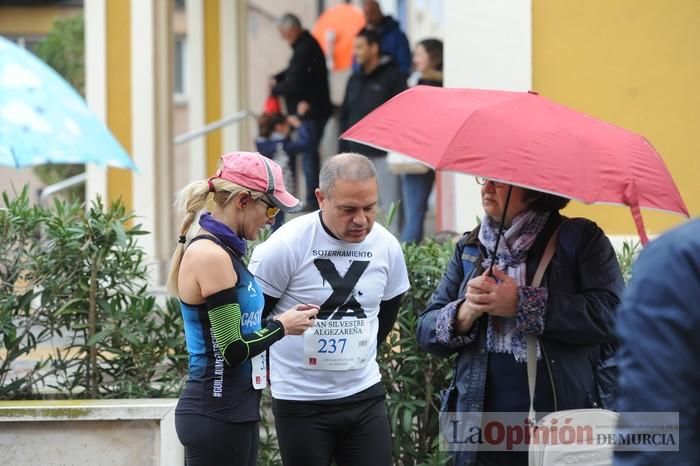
left=165, top=180, right=210, bottom=296
left=165, top=177, right=258, bottom=296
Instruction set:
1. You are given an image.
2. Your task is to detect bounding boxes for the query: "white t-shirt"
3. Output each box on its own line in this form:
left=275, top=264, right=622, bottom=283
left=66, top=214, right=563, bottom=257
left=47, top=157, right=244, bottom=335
left=249, top=212, right=410, bottom=401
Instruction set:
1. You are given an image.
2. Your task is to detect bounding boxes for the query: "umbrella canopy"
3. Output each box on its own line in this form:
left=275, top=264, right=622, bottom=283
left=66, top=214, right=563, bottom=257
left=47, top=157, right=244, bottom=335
left=0, top=36, right=135, bottom=170
left=341, top=86, right=688, bottom=244
left=312, top=4, right=365, bottom=71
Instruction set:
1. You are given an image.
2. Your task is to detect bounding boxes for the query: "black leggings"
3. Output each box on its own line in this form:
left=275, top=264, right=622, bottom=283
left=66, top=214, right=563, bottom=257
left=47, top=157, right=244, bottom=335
left=175, top=414, right=258, bottom=466
left=274, top=396, right=392, bottom=466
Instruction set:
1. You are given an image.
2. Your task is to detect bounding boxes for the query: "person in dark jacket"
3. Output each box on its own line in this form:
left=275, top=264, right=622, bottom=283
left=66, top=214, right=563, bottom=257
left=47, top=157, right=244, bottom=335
left=339, top=27, right=407, bottom=232
left=272, top=13, right=332, bottom=211
left=613, top=219, right=700, bottom=466
left=362, top=0, right=411, bottom=74
left=416, top=177, right=624, bottom=466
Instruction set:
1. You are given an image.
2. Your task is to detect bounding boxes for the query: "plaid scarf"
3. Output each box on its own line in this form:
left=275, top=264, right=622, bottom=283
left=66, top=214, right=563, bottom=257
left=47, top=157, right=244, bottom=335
left=478, top=210, right=549, bottom=362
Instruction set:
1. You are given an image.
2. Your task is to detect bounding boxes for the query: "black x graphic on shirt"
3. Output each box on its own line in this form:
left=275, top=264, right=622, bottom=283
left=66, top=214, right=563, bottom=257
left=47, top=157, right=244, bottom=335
left=314, top=259, right=369, bottom=319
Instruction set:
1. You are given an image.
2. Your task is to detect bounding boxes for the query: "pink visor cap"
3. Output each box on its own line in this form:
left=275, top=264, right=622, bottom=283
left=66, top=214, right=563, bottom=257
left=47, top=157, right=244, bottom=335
left=215, top=151, right=302, bottom=212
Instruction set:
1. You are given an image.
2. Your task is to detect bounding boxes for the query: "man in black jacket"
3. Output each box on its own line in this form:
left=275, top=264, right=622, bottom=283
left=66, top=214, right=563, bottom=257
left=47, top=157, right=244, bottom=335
left=339, top=27, right=407, bottom=233
left=272, top=13, right=332, bottom=211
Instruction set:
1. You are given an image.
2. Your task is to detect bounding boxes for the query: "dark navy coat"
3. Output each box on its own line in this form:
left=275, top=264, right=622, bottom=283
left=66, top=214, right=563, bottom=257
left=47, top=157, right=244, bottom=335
left=614, top=218, right=700, bottom=466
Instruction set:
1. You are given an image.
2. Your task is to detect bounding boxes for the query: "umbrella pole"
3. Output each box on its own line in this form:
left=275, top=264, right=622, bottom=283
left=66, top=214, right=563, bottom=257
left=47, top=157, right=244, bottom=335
left=488, top=185, right=513, bottom=277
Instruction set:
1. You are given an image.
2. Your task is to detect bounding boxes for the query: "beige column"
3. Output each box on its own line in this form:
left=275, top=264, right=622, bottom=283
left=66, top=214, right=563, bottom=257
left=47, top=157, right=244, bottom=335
left=130, top=0, right=175, bottom=283
left=185, top=0, right=206, bottom=181
left=219, top=0, right=249, bottom=153
left=84, top=0, right=108, bottom=202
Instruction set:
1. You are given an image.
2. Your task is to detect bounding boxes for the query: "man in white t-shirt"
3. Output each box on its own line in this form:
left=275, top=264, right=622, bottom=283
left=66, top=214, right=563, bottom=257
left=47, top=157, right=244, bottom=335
left=249, top=153, right=409, bottom=466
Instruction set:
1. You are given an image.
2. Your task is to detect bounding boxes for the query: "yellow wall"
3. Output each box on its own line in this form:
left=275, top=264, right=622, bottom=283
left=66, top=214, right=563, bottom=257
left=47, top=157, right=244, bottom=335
left=533, top=0, right=699, bottom=235
left=106, top=0, right=132, bottom=210
left=204, top=0, right=222, bottom=176
left=0, top=6, right=80, bottom=35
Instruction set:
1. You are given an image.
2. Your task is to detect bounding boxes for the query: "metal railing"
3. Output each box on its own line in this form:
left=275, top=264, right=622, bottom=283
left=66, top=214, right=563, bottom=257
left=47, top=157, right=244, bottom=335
left=39, top=172, right=87, bottom=204
left=38, top=110, right=253, bottom=201
left=173, top=110, right=254, bottom=145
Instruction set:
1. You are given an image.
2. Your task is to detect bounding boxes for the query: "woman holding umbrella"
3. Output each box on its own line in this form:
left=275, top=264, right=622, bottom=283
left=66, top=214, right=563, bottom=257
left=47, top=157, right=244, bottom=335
left=416, top=178, right=624, bottom=465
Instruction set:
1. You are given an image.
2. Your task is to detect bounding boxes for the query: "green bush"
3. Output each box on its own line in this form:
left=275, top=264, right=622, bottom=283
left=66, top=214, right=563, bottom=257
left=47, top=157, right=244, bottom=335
left=0, top=187, right=187, bottom=399
left=0, top=188, right=54, bottom=397
left=379, top=239, right=455, bottom=465
left=34, top=13, right=85, bottom=95
left=616, top=240, right=641, bottom=284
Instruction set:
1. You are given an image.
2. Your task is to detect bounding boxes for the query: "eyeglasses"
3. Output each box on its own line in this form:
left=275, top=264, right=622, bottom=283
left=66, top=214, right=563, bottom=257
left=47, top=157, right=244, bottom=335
left=475, top=177, right=506, bottom=188
left=258, top=197, right=281, bottom=219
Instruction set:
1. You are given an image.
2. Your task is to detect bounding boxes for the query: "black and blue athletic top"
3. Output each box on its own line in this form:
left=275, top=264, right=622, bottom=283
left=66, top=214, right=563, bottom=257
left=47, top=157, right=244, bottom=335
left=175, top=235, right=284, bottom=423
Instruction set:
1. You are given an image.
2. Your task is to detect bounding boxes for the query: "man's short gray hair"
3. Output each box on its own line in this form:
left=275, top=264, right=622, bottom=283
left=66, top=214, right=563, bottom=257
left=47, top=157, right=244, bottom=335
left=278, top=13, right=302, bottom=31
left=319, top=153, right=377, bottom=196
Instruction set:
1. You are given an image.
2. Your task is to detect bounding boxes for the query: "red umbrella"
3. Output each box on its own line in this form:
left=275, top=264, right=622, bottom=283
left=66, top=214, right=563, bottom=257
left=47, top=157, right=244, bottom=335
left=341, top=86, right=688, bottom=245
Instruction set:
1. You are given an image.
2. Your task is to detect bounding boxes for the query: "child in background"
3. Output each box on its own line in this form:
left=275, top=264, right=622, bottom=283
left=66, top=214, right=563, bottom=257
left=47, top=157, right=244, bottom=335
left=256, top=101, right=316, bottom=230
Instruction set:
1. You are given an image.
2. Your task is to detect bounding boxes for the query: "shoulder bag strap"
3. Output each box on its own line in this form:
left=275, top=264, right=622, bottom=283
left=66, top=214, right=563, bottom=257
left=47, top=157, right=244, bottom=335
left=527, top=224, right=561, bottom=422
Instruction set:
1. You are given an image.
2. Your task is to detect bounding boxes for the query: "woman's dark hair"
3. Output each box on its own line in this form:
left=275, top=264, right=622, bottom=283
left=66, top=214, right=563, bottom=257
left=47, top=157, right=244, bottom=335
left=257, top=112, right=287, bottom=138
left=417, top=38, right=443, bottom=71
left=524, top=189, right=570, bottom=213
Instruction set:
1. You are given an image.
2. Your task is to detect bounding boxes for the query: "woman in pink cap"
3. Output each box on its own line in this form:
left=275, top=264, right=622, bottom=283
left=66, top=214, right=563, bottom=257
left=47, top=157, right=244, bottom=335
left=167, top=152, right=318, bottom=466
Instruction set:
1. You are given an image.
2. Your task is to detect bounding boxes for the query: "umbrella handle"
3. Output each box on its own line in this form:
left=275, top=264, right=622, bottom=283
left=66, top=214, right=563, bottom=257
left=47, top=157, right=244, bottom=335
left=624, top=180, right=650, bottom=247
left=629, top=203, right=650, bottom=247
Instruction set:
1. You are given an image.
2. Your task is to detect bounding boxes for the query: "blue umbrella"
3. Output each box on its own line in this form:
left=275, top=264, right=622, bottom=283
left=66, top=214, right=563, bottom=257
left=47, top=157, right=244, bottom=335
left=0, top=36, right=136, bottom=170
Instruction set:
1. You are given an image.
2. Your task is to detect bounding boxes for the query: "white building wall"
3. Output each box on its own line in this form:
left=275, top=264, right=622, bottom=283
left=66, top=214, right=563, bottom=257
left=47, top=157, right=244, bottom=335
left=442, top=0, right=532, bottom=233
left=407, top=0, right=444, bottom=44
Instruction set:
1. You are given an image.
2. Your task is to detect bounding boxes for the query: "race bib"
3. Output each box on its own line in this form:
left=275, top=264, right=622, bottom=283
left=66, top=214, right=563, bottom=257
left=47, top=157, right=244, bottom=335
left=303, top=319, right=372, bottom=371
left=251, top=352, right=267, bottom=389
